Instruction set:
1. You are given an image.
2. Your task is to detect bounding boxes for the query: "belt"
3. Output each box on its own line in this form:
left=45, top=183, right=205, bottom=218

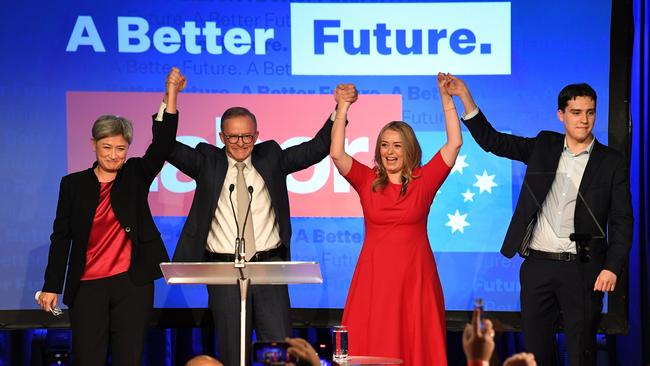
left=527, top=249, right=577, bottom=262
left=205, top=246, right=283, bottom=262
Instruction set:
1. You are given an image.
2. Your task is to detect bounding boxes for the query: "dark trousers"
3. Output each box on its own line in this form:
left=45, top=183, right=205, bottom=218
left=69, top=272, right=153, bottom=366
left=520, top=257, right=603, bottom=366
left=206, top=255, right=292, bottom=366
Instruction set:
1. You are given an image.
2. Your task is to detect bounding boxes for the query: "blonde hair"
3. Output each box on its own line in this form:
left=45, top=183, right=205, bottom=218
left=372, top=121, right=422, bottom=196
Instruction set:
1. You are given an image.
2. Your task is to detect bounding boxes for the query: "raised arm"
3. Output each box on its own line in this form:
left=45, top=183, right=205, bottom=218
left=151, top=68, right=206, bottom=179
left=141, top=68, right=184, bottom=182
left=437, top=73, right=463, bottom=167
left=164, top=67, right=186, bottom=114
left=330, top=83, right=358, bottom=176
left=446, top=74, right=477, bottom=116
left=446, top=75, right=535, bottom=163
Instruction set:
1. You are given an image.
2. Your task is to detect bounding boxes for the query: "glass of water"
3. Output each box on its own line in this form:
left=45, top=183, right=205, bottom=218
left=332, top=325, right=348, bottom=362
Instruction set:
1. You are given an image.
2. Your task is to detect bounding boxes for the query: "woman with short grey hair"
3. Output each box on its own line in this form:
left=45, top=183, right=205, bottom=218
left=92, top=115, right=134, bottom=144
left=37, top=68, right=185, bottom=366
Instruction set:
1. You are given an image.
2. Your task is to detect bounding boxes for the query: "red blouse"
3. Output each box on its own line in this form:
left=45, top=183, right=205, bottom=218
left=80, top=181, right=132, bottom=280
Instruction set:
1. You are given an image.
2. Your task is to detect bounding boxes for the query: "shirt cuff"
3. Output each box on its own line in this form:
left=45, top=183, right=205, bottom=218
left=330, top=109, right=337, bottom=121
left=461, top=106, right=480, bottom=120
left=155, top=101, right=167, bottom=121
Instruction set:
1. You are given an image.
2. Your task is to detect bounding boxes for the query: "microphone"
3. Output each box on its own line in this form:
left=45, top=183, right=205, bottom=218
left=240, top=186, right=255, bottom=256
left=228, top=184, right=241, bottom=259
left=570, top=233, right=592, bottom=262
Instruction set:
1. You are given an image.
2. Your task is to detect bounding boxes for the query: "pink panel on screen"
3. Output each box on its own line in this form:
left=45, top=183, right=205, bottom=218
left=67, top=92, right=401, bottom=217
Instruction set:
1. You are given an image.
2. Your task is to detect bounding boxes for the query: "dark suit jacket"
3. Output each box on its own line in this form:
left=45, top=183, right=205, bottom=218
left=167, top=117, right=334, bottom=262
left=463, top=110, right=633, bottom=281
left=42, top=112, right=178, bottom=306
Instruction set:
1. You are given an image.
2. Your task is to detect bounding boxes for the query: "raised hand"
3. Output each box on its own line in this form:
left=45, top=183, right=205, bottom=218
left=166, top=67, right=186, bottom=97
left=444, top=74, right=477, bottom=115
left=334, top=83, right=358, bottom=107
left=437, top=72, right=463, bottom=167
left=437, top=72, right=452, bottom=98
left=164, top=67, right=186, bottom=113
left=444, top=73, right=469, bottom=97
left=330, top=83, right=355, bottom=176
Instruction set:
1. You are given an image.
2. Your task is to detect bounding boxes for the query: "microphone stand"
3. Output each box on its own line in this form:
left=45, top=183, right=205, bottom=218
left=239, top=186, right=254, bottom=265
left=229, top=184, right=246, bottom=268
left=230, top=183, right=255, bottom=366
left=569, top=233, right=591, bottom=263
left=569, top=232, right=594, bottom=363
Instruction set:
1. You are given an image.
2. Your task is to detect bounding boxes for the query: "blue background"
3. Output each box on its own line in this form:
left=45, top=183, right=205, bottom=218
left=0, top=0, right=611, bottom=312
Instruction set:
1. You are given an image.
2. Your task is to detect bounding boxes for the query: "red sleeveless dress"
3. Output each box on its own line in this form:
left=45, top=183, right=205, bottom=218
left=342, top=151, right=451, bottom=366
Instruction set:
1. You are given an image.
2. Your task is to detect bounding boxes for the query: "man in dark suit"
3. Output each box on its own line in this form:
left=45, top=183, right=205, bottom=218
left=446, top=77, right=633, bottom=365
left=155, top=85, right=358, bottom=366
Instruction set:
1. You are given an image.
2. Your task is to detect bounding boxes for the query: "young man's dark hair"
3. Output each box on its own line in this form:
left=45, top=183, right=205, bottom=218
left=557, top=83, right=597, bottom=111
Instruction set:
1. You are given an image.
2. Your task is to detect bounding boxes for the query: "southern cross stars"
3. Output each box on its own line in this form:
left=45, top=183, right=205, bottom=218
left=461, top=189, right=475, bottom=202
left=445, top=209, right=470, bottom=234
left=451, top=154, right=469, bottom=174
left=473, top=170, right=498, bottom=194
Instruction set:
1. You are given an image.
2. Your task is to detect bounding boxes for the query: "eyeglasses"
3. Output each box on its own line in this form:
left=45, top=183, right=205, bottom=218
left=224, top=134, right=255, bottom=144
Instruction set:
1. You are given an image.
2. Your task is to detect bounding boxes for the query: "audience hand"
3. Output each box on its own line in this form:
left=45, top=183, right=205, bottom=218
left=285, top=337, right=321, bottom=366
left=185, top=355, right=223, bottom=366
left=462, top=307, right=495, bottom=363
left=503, top=352, right=536, bottom=366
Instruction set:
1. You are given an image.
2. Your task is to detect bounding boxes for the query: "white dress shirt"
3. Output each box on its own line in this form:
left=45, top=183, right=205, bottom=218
left=156, top=102, right=281, bottom=254
left=462, top=106, right=595, bottom=253
left=529, top=138, right=594, bottom=253
left=206, top=154, right=281, bottom=254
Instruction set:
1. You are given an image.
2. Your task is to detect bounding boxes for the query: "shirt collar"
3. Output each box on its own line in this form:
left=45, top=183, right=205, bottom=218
left=226, top=154, right=253, bottom=170
left=563, top=136, right=595, bottom=157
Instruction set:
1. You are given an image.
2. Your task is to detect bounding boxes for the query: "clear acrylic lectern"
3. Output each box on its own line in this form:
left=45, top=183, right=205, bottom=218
left=160, top=261, right=323, bottom=366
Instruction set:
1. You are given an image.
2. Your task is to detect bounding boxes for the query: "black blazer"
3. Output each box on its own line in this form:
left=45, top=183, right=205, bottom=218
left=42, top=112, right=178, bottom=307
left=463, top=110, right=633, bottom=281
left=167, top=116, right=334, bottom=262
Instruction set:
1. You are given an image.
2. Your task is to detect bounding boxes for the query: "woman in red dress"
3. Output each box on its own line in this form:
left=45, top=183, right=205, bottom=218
left=330, top=73, right=463, bottom=365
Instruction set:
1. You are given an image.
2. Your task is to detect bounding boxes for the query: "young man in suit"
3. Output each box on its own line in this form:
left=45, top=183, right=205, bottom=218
left=445, top=77, right=633, bottom=366
left=155, top=85, right=358, bottom=366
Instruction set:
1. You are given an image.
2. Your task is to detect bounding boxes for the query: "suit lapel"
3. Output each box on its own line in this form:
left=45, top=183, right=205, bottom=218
left=542, top=135, right=564, bottom=173
left=529, top=136, right=563, bottom=205
left=577, top=139, right=604, bottom=195
left=79, top=168, right=100, bottom=251
left=573, top=139, right=605, bottom=235
left=252, top=147, right=273, bottom=193
left=210, top=148, right=229, bottom=215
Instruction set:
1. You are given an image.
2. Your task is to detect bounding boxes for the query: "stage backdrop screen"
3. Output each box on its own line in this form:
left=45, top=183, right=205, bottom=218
left=0, top=0, right=611, bottom=312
